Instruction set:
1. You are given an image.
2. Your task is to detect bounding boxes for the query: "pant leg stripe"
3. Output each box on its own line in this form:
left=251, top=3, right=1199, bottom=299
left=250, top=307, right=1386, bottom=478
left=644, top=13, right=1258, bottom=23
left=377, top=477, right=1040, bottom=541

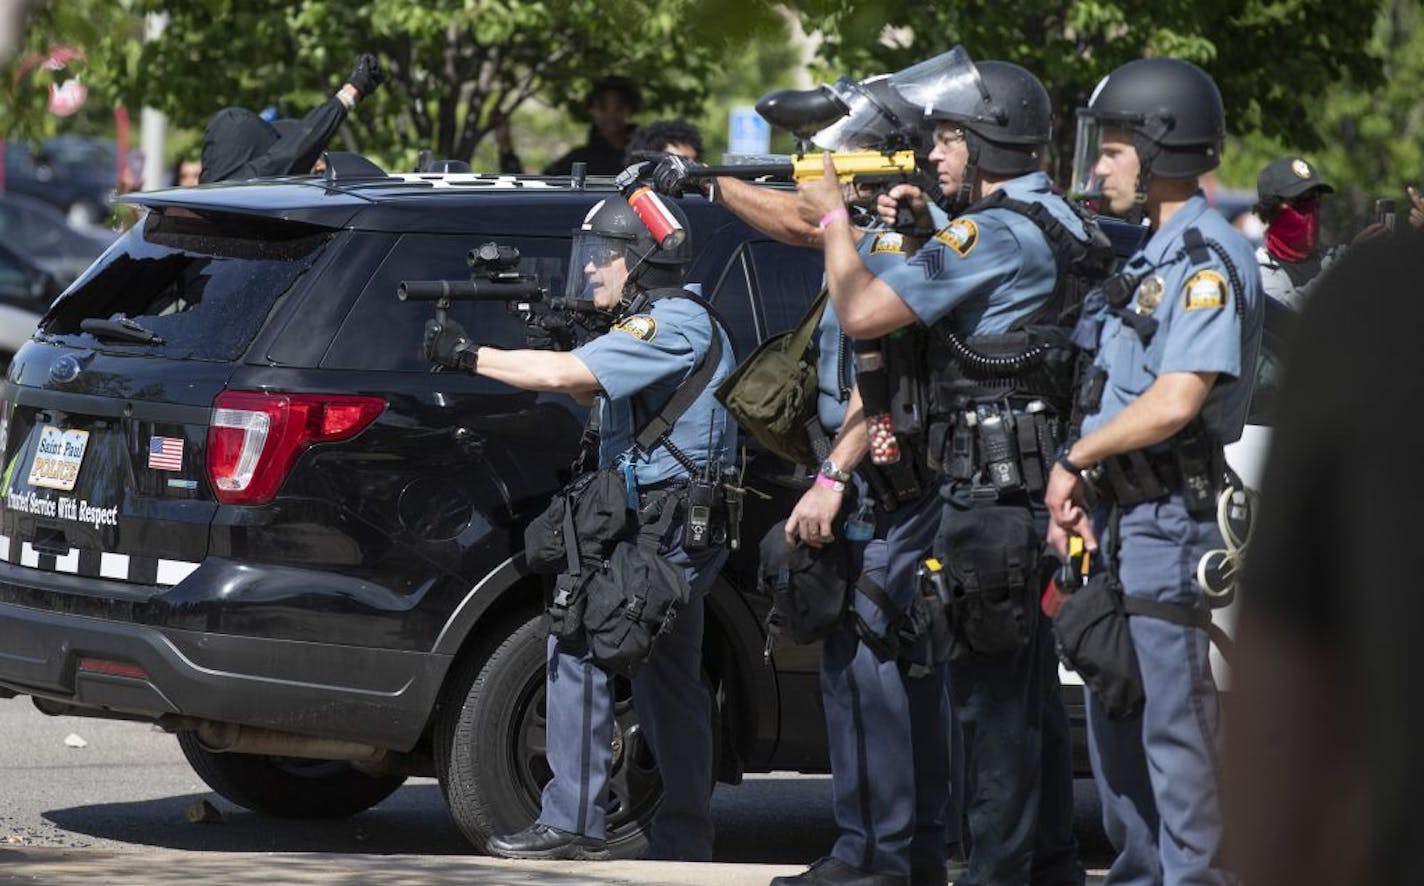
left=576, top=659, right=594, bottom=836
left=845, top=665, right=878, bottom=872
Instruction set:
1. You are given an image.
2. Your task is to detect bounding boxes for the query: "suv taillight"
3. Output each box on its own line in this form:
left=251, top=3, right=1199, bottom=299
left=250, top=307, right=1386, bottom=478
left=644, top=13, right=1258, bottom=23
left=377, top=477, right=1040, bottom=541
left=207, top=391, right=386, bottom=505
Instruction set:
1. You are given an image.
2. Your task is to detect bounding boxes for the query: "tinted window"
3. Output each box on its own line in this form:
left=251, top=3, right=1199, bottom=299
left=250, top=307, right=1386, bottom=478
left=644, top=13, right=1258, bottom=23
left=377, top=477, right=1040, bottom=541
left=41, top=210, right=328, bottom=361
left=748, top=241, right=823, bottom=336
left=322, top=234, right=567, bottom=372
left=708, top=246, right=757, bottom=360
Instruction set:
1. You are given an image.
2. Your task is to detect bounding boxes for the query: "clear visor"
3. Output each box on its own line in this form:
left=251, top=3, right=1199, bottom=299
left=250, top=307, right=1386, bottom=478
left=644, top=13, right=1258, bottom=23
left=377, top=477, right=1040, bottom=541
left=1069, top=113, right=1142, bottom=201
left=812, top=77, right=901, bottom=151
left=1069, top=113, right=1106, bottom=200
left=563, top=232, right=632, bottom=301
left=889, top=46, right=987, bottom=123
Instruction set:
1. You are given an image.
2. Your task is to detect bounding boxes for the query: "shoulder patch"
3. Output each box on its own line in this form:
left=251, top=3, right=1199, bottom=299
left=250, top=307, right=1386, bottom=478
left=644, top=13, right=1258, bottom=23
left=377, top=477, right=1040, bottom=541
left=612, top=314, right=657, bottom=341
left=933, top=218, right=978, bottom=257
left=1183, top=269, right=1228, bottom=311
left=869, top=231, right=906, bottom=255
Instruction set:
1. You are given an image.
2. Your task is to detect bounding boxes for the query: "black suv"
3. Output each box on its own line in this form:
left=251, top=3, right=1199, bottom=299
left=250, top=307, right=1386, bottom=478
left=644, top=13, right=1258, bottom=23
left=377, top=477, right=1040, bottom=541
left=0, top=160, right=831, bottom=854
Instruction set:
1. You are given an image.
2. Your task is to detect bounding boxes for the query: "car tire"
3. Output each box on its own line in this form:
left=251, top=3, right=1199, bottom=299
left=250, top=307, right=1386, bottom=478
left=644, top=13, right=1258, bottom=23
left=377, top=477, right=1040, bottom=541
left=435, top=611, right=665, bottom=857
left=175, top=731, right=407, bottom=819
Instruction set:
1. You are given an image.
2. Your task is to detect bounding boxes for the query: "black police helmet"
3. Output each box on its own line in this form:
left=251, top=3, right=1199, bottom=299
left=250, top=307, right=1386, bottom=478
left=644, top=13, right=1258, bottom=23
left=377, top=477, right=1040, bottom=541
left=960, top=61, right=1052, bottom=176
left=569, top=196, right=690, bottom=297
left=1083, top=57, right=1224, bottom=178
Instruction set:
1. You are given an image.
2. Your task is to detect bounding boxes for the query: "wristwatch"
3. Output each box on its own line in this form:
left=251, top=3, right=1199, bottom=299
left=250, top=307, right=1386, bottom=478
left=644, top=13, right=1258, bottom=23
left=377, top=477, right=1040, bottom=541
left=1053, top=443, right=1085, bottom=475
left=818, top=459, right=851, bottom=483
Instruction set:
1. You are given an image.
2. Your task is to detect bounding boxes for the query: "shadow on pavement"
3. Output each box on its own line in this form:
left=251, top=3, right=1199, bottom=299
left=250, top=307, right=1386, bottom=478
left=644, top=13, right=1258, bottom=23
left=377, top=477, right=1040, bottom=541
left=39, top=777, right=840, bottom=862
left=43, top=782, right=470, bottom=855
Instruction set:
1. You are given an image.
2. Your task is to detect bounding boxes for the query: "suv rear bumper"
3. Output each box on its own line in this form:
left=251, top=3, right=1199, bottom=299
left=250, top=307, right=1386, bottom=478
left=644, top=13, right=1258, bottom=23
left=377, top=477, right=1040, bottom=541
left=0, top=599, right=448, bottom=750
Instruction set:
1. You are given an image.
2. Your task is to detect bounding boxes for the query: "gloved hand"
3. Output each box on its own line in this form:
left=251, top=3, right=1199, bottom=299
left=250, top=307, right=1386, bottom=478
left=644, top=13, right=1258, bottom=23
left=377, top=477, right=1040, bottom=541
left=348, top=53, right=387, bottom=98
left=651, top=154, right=709, bottom=197
left=422, top=318, right=479, bottom=371
left=526, top=315, right=576, bottom=352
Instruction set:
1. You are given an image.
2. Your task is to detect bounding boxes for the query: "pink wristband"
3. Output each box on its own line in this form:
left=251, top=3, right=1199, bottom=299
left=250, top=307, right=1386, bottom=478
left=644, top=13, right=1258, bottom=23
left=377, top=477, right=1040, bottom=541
left=815, top=473, right=846, bottom=493
left=818, top=207, right=849, bottom=230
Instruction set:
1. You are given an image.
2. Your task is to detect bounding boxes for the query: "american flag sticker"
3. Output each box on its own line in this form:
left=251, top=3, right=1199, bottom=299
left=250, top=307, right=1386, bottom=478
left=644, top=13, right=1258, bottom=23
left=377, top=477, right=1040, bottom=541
left=147, top=436, right=184, bottom=471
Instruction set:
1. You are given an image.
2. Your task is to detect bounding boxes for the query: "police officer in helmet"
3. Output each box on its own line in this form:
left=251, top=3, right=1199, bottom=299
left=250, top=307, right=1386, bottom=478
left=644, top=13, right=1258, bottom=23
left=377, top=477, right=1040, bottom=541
left=1047, top=57, right=1263, bottom=884
left=798, top=47, right=1099, bottom=886
left=424, top=194, right=737, bottom=861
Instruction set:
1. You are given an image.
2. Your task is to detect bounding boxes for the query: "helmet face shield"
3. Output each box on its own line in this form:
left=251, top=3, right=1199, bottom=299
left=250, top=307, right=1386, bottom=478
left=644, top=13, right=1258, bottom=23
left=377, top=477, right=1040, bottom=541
left=1070, top=112, right=1107, bottom=200
left=813, top=77, right=905, bottom=151
left=889, top=46, right=989, bottom=126
left=564, top=231, right=633, bottom=301
left=1070, top=112, right=1147, bottom=201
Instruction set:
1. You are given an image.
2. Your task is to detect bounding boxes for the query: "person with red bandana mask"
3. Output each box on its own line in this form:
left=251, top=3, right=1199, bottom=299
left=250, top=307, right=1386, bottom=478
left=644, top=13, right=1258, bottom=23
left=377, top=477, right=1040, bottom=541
left=1251, top=156, right=1411, bottom=310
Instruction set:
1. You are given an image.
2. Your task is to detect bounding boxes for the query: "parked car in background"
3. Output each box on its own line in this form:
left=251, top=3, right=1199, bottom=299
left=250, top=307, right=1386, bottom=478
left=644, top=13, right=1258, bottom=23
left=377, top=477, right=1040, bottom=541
left=0, top=240, right=64, bottom=358
left=2, top=136, right=119, bottom=228
left=0, top=193, right=114, bottom=361
left=0, top=193, right=116, bottom=284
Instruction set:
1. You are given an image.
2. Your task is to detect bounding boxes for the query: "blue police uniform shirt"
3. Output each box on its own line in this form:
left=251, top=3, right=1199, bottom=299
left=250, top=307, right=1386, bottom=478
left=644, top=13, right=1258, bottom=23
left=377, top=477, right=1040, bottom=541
left=573, top=293, right=738, bottom=485
left=1080, top=192, right=1264, bottom=445
left=874, top=172, right=1083, bottom=336
left=815, top=229, right=917, bottom=433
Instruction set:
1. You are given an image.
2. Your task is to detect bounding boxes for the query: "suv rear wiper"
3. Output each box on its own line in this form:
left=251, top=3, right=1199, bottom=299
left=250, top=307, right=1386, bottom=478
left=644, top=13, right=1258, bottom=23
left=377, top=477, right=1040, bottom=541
left=80, top=317, right=165, bottom=344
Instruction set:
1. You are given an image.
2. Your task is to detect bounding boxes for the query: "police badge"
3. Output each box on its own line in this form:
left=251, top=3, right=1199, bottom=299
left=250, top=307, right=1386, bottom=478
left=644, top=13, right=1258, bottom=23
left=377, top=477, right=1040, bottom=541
left=1136, top=274, right=1165, bottom=315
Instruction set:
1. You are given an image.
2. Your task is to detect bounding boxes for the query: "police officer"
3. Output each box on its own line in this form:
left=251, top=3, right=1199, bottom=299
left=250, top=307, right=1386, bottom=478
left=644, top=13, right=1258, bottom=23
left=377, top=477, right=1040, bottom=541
left=797, top=48, right=1096, bottom=886
left=423, top=195, right=737, bottom=861
left=654, top=71, right=958, bottom=886
left=1046, top=58, right=1264, bottom=884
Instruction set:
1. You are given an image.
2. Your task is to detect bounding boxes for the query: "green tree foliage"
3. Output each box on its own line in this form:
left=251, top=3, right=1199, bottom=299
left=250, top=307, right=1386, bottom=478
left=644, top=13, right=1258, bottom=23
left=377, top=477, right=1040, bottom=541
left=0, top=2, right=141, bottom=142
left=796, top=0, right=1386, bottom=181
left=1219, top=0, right=1423, bottom=226
left=5, top=0, right=786, bottom=171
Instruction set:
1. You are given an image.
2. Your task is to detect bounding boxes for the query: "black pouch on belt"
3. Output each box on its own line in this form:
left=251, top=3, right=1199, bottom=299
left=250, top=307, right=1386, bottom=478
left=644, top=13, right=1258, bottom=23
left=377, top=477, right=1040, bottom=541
left=1051, top=571, right=1144, bottom=720
left=757, top=520, right=853, bottom=646
left=581, top=494, right=691, bottom=676
left=936, top=504, right=1039, bottom=659
left=523, top=468, right=634, bottom=573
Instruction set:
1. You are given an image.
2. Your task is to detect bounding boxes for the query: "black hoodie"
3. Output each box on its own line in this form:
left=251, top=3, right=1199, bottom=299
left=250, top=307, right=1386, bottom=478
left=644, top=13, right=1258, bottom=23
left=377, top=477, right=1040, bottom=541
left=199, top=97, right=348, bottom=184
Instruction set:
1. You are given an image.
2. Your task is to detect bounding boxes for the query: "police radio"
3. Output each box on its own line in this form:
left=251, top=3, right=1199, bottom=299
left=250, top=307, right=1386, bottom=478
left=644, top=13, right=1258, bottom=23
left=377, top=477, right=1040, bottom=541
left=683, top=477, right=716, bottom=551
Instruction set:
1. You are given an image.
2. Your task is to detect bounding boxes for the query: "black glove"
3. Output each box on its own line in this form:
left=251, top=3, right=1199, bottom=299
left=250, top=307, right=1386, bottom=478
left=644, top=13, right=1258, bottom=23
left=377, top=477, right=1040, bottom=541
left=651, top=154, right=709, bottom=197
left=526, top=315, right=576, bottom=352
left=348, top=53, right=387, bottom=98
left=422, top=318, right=478, bottom=371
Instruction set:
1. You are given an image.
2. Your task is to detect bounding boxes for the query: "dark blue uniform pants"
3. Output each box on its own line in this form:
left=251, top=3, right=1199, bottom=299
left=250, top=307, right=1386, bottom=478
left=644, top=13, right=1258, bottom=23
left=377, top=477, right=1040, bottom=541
left=823, top=483, right=953, bottom=878
left=538, top=538, right=726, bottom=861
left=1086, top=496, right=1231, bottom=885
left=942, top=483, right=1083, bottom=886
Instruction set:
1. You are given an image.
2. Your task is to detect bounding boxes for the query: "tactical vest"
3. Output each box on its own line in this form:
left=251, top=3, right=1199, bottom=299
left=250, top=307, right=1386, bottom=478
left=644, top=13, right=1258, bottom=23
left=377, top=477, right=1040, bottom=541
left=916, top=193, right=1115, bottom=493
left=926, top=191, right=1116, bottom=420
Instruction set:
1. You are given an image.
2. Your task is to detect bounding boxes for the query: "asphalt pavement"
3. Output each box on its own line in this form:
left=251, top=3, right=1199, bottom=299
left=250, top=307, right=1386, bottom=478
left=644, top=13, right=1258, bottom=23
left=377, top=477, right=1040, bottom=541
left=0, top=696, right=1110, bottom=883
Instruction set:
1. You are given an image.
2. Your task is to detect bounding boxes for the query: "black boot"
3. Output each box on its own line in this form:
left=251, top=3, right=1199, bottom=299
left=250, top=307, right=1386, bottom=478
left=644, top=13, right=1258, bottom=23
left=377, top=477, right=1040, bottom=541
left=487, top=823, right=611, bottom=860
left=770, top=856, right=909, bottom=886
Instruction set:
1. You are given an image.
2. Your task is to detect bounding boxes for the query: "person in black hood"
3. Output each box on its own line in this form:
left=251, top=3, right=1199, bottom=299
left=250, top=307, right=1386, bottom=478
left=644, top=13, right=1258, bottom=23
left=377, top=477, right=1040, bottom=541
left=199, top=53, right=385, bottom=184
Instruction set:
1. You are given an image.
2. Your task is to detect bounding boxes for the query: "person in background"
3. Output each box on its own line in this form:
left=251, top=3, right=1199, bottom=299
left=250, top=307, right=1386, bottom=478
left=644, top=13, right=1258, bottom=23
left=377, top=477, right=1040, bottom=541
left=497, top=77, right=643, bottom=176
left=199, top=53, right=384, bottom=183
left=1252, top=156, right=1424, bottom=310
left=625, top=118, right=703, bottom=164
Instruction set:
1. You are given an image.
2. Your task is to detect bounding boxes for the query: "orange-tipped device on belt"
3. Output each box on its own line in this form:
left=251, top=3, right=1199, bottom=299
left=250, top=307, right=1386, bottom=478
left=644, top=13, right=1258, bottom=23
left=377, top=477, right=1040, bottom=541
left=1041, top=536, right=1090, bottom=618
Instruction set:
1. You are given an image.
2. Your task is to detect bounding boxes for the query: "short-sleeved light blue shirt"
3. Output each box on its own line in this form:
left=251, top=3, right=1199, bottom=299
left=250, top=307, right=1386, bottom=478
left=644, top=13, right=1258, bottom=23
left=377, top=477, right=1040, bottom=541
left=873, top=172, right=1082, bottom=337
left=1080, top=193, right=1264, bottom=444
left=573, top=293, right=738, bottom=485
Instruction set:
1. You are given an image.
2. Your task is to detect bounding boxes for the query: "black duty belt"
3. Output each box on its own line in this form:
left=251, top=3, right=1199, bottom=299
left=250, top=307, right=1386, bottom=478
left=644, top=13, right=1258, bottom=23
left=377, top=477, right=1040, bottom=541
left=1092, top=448, right=1182, bottom=508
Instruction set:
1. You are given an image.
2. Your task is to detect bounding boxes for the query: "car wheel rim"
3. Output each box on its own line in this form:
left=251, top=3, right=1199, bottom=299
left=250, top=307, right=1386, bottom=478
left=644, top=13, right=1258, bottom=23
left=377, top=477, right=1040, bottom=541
left=512, top=670, right=662, bottom=839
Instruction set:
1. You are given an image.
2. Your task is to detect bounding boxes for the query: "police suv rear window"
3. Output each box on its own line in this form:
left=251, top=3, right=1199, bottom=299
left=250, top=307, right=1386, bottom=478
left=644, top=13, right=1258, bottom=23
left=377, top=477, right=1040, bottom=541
left=40, top=209, right=331, bottom=361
